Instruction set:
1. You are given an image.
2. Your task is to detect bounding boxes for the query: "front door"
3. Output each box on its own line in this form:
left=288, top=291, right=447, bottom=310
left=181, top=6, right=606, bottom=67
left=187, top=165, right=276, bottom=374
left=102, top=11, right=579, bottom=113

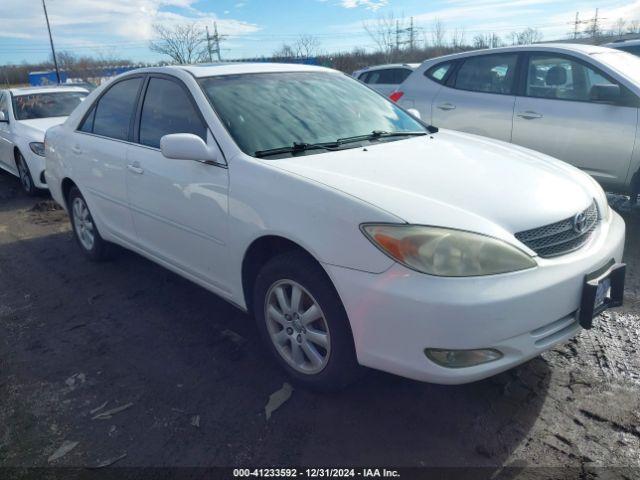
left=511, top=53, right=638, bottom=191
left=125, top=76, right=231, bottom=293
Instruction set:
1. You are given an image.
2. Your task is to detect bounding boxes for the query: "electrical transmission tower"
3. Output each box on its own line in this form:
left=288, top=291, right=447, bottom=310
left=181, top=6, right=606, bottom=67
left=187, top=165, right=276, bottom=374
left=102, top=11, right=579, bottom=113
left=206, top=23, right=226, bottom=62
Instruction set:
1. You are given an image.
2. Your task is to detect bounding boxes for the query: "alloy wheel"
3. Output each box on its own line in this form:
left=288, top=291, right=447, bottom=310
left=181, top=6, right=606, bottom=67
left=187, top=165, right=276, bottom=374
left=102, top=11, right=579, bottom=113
left=264, top=279, right=331, bottom=374
left=72, top=197, right=95, bottom=251
left=17, top=156, right=32, bottom=192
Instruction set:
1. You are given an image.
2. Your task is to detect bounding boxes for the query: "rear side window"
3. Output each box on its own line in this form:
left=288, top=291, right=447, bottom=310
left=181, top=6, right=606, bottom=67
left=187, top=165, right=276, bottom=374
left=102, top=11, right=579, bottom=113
left=90, top=77, right=143, bottom=141
left=139, top=78, right=207, bottom=149
left=454, top=54, right=518, bottom=94
left=395, top=68, right=413, bottom=84
left=426, top=62, right=452, bottom=83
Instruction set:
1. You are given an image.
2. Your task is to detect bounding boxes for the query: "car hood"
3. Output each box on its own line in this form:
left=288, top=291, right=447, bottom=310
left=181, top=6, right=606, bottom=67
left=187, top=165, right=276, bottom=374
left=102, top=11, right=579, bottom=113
left=266, top=130, right=604, bottom=243
left=17, top=117, right=68, bottom=136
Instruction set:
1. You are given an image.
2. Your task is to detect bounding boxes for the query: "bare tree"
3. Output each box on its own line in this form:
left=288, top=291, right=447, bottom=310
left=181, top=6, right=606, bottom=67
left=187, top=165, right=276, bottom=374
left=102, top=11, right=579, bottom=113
left=294, top=35, right=322, bottom=58
left=473, top=33, right=503, bottom=49
left=273, top=44, right=296, bottom=59
left=149, top=23, right=207, bottom=65
left=450, top=27, right=466, bottom=50
left=364, top=12, right=400, bottom=62
left=612, top=18, right=627, bottom=37
left=430, top=18, right=447, bottom=48
left=507, top=27, right=542, bottom=45
left=627, top=19, right=640, bottom=34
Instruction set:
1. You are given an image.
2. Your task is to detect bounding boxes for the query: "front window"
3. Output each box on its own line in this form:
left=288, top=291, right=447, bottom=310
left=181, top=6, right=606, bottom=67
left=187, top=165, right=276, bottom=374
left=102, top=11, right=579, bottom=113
left=12, top=91, right=87, bottom=120
left=593, top=50, right=640, bottom=85
left=198, top=72, right=426, bottom=157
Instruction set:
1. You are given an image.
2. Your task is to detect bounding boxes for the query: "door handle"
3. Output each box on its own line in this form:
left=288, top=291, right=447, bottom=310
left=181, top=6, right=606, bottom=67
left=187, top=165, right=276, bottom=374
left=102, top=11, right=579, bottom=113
left=437, top=102, right=456, bottom=111
left=71, top=145, right=82, bottom=155
left=127, top=163, right=144, bottom=175
left=517, top=111, right=543, bottom=120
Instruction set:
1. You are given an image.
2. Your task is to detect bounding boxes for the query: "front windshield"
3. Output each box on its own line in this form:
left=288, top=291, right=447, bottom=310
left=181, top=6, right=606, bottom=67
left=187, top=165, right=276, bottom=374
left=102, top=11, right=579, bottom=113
left=12, top=92, right=87, bottom=120
left=198, top=72, right=426, bottom=157
left=593, top=50, right=640, bottom=85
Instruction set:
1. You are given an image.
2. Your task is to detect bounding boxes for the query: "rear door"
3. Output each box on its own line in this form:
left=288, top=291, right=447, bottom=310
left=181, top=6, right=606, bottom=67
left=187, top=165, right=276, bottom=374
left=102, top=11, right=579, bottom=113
left=125, top=75, right=231, bottom=292
left=72, top=76, right=143, bottom=242
left=511, top=52, right=638, bottom=191
left=431, top=53, right=519, bottom=142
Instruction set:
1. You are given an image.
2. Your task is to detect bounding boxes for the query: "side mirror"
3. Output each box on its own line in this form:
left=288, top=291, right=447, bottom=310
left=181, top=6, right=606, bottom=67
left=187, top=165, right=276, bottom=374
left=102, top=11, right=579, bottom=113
left=407, top=108, right=422, bottom=120
left=590, top=84, right=621, bottom=103
left=160, top=133, right=217, bottom=163
left=0, top=111, right=8, bottom=123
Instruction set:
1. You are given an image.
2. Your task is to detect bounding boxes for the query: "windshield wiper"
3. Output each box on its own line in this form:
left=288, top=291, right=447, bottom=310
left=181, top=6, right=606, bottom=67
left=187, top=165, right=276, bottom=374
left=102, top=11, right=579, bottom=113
left=254, top=130, right=429, bottom=158
left=336, top=130, right=428, bottom=145
left=255, top=141, right=341, bottom=158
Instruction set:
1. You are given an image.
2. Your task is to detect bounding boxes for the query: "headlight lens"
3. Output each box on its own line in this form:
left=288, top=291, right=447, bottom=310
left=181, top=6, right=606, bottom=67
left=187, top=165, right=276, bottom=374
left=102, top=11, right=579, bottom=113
left=362, top=224, right=536, bottom=277
left=29, top=142, right=45, bottom=157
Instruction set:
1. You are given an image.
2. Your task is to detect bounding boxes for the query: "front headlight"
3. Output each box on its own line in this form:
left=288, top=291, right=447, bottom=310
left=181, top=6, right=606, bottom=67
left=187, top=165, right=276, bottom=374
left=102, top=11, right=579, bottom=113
left=361, top=224, right=536, bottom=277
left=29, top=142, right=45, bottom=157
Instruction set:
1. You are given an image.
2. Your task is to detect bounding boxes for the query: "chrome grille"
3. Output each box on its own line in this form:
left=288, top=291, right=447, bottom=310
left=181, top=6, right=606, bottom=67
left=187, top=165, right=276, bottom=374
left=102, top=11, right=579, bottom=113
left=515, top=202, right=600, bottom=258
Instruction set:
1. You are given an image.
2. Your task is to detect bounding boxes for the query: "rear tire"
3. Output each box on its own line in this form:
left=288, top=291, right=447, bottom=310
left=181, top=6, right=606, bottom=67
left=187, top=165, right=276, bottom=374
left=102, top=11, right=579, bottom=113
left=253, top=251, right=361, bottom=391
left=67, top=186, right=111, bottom=261
left=16, top=152, right=38, bottom=196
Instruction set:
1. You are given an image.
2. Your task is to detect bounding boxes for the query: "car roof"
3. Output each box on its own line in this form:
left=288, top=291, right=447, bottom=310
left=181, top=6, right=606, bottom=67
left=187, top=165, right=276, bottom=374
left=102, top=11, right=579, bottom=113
left=355, top=63, right=420, bottom=73
left=420, top=43, right=617, bottom=64
left=154, top=62, right=336, bottom=78
left=8, top=85, right=89, bottom=96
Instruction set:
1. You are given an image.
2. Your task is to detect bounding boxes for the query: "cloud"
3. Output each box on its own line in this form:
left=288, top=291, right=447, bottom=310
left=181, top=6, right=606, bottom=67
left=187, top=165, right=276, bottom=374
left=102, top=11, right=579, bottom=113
left=0, top=0, right=259, bottom=48
left=340, top=0, right=389, bottom=11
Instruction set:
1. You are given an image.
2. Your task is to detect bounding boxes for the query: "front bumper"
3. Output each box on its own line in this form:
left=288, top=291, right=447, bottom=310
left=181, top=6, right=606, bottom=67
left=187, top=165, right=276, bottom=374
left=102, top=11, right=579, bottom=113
left=325, top=211, right=626, bottom=384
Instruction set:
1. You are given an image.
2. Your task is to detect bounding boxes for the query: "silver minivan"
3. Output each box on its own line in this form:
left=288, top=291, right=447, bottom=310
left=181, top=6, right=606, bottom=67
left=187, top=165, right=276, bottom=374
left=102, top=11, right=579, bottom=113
left=393, top=44, right=640, bottom=201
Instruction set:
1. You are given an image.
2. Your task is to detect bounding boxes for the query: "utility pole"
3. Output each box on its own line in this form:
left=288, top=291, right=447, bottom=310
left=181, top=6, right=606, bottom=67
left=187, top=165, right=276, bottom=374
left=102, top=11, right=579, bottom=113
left=42, top=0, right=61, bottom=84
left=395, top=20, right=400, bottom=51
left=572, top=12, right=580, bottom=39
left=408, top=17, right=415, bottom=50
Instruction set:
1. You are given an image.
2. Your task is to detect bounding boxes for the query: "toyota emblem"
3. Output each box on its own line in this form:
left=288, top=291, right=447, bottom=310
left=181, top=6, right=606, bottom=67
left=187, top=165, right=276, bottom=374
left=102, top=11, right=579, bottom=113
left=573, top=212, right=588, bottom=234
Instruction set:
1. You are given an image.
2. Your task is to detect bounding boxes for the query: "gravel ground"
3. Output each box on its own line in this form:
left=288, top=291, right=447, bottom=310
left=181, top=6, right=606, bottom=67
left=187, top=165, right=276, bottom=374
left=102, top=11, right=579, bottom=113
left=0, top=170, right=639, bottom=478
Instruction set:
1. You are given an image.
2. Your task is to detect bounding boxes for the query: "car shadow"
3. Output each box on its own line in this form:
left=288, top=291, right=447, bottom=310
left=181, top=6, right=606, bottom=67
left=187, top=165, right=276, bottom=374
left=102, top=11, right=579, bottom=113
left=0, top=225, right=550, bottom=473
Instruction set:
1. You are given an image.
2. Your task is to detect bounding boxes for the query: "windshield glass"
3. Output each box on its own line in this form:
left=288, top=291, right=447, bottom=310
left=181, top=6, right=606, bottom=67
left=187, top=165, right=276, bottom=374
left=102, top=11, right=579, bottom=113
left=593, top=50, right=640, bottom=85
left=12, top=91, right=87, bottom=120
left=198, top=72, right=426, bottom=157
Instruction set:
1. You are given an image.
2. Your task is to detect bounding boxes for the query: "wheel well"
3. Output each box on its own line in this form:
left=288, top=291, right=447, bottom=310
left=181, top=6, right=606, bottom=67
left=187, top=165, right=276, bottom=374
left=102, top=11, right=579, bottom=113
left=13, top=146, right=21, bottom=166
left=61, top=178, right=77, bottom=207
left=241, top=236, right=319, bottom=313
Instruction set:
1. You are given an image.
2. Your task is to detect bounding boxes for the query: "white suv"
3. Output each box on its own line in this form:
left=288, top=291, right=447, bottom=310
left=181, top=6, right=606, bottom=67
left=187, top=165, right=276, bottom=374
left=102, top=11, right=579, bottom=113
left=46, top=64, right=625, bottom=390
left=392, top=44, right=640, bottom=203
left=0, top=86, right=88, bottom=195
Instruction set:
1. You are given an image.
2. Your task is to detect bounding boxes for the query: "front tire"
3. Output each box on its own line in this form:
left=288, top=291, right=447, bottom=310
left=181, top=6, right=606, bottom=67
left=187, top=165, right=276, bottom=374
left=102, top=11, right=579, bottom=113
left=68, top=186, right=111, bottom=261
left=253, top=251, right=361, bottom=391
left=16, top=152, right=37, bottom=196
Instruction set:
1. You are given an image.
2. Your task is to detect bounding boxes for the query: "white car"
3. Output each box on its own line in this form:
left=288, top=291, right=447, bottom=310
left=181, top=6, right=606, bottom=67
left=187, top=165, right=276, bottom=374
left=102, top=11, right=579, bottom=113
left=0, top=86, right=88, bottom=195
left=353, top=63, right=419, bottom=96
left=391, top=44, right=640, bottom=203
left=46, top=64, right=626, bottom=390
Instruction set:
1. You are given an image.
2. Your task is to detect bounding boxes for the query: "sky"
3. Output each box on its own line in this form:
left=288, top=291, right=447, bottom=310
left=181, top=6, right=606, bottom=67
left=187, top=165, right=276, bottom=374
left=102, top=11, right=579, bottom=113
left=1, top=0, right=640, bottom=65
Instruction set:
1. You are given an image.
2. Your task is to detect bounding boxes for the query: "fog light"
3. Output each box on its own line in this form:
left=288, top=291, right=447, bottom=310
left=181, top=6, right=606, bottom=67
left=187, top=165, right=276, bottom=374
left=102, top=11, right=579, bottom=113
left=425, top=348, right=503, bottom=368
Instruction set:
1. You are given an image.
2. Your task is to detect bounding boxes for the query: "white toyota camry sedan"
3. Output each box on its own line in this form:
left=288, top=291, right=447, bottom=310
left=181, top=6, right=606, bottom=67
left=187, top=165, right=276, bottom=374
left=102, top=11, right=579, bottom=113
left=45, top=63, right=626, bottom=390
left=0, top=86, right=88, bottom=195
